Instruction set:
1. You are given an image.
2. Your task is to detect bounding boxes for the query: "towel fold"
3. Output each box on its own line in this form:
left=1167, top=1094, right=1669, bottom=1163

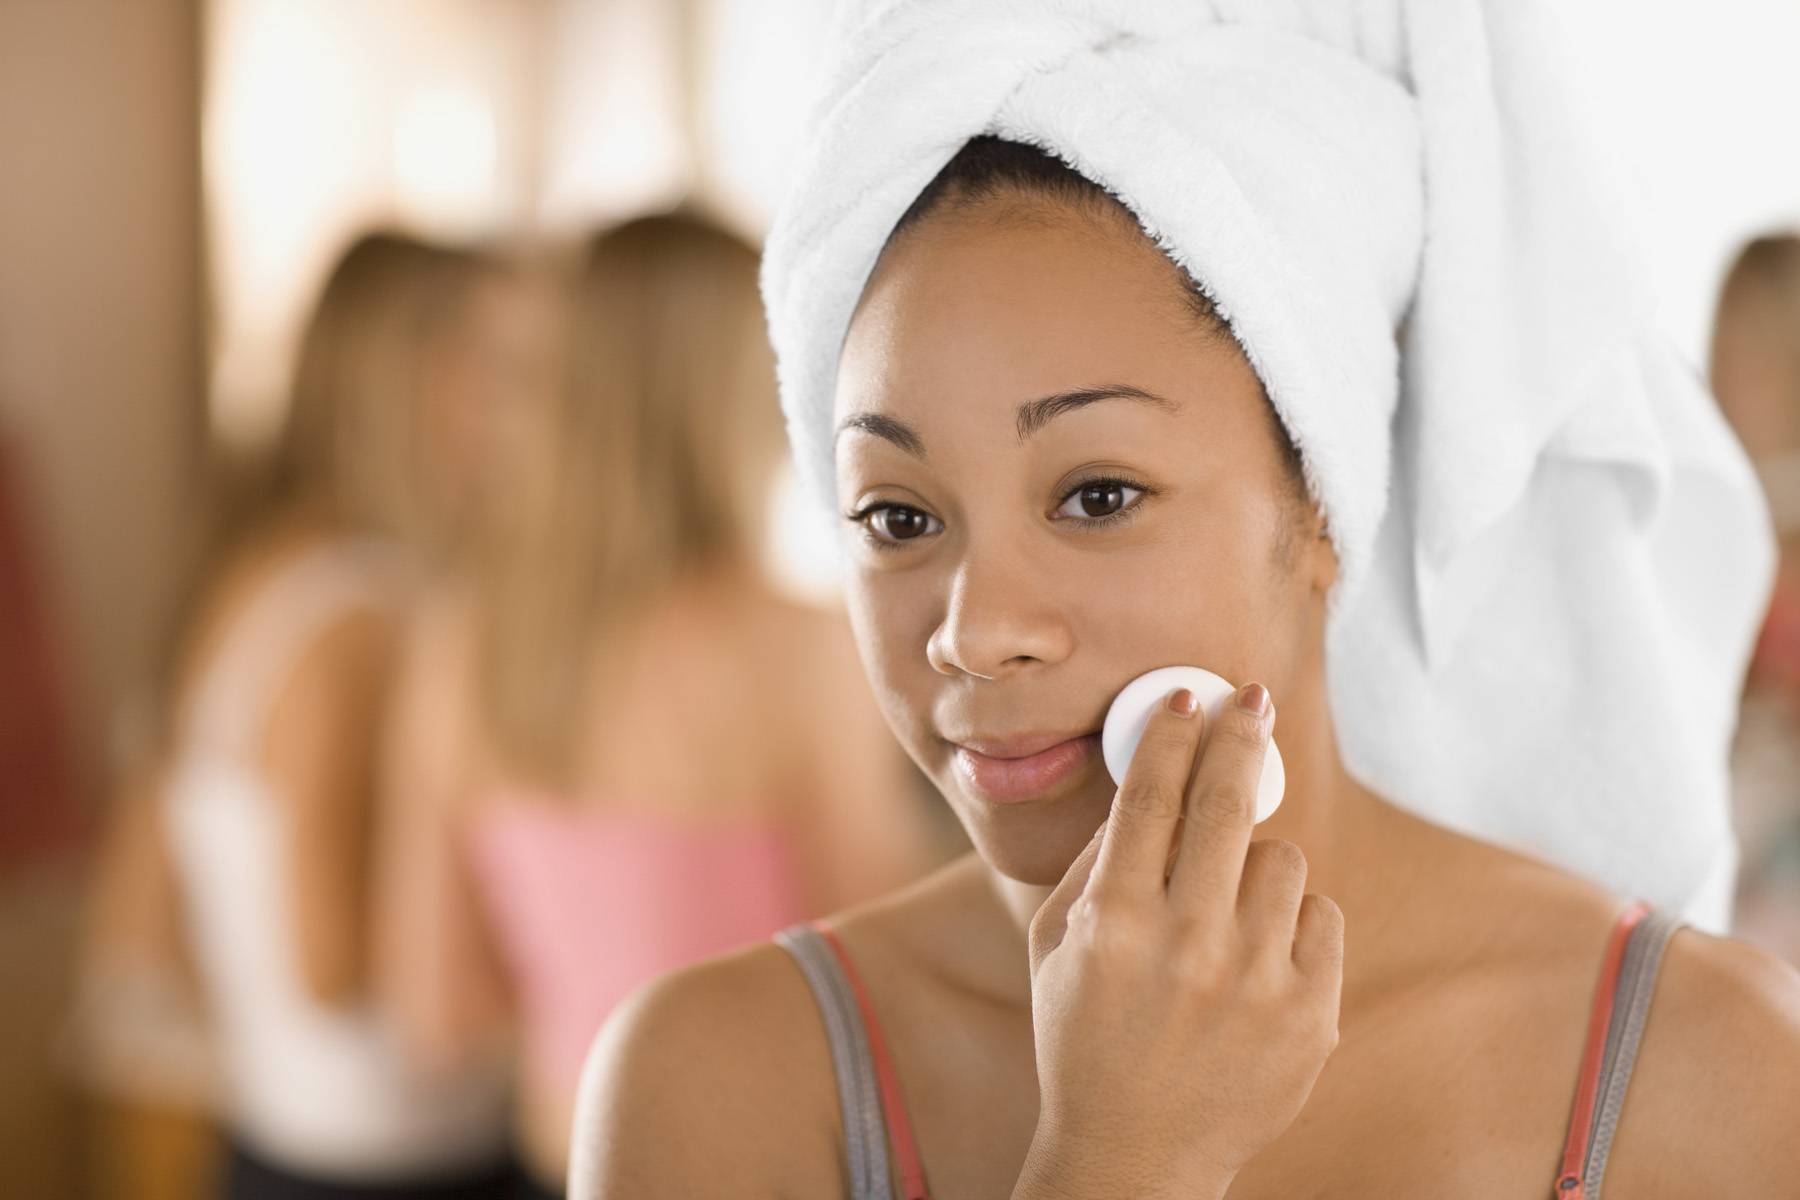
left=761, top=0, right=1775, bottom=929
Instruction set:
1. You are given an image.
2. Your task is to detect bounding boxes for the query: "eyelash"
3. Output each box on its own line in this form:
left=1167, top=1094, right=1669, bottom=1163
left=843, top=474, right=1158, bottom=553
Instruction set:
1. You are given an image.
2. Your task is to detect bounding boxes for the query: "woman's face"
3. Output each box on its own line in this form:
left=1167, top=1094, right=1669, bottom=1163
left=833, top=196, right=1335, bottom=886
left=420, top=271, right=564, bottom=527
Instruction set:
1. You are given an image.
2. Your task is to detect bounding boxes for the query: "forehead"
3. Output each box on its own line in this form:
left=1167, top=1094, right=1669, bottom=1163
left=835, top=200, right=1233, bottom=432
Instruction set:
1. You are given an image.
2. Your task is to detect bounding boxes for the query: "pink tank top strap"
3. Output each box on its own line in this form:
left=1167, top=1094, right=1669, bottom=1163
left=812, top=921, right=932, bottom=1200
left=790, top=900, right=1681, bottom=1200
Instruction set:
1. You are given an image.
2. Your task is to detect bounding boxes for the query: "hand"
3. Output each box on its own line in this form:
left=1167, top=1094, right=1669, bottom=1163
left=1014, top=684, right=1343, bottom=1200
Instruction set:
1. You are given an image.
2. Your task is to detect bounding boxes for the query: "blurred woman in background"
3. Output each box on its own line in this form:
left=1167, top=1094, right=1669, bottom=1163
left=78, top=230, right=545, bottom=1199
left=377, top=211, right=943, bottom=1199
left=1714, top=232, right=1800, bottom=962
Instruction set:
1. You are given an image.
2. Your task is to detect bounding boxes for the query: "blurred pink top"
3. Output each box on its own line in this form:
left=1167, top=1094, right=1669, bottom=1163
left=466, top=800, right=809, bottom=1093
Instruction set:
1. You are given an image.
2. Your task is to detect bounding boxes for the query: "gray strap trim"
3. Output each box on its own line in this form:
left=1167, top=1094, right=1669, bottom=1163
left=774, top=924, right=894, bottom=1200
left=1585, top=908, right=1682, bottom=1199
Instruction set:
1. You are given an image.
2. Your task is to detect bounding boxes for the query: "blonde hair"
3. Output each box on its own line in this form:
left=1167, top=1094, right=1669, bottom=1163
left=279, top=230, right=501, bottom=551
left=154, top=231, right=500, bottom=741
left=473, top=211, right=783, bottom=784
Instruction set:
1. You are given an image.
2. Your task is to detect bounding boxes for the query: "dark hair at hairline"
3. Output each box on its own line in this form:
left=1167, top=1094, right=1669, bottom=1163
left=887, top=135, right=1309, bottom=506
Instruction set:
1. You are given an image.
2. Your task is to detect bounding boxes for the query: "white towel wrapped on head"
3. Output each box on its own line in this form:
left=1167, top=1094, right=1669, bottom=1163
left=760, top=0, right=1775, bottom=929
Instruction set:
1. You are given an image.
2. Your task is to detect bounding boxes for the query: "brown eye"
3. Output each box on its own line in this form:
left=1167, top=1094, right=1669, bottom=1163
left=857, top=504, right=942, bottom=546
left=1054, top=479, right=1144, bottom=522
left=876, top=507, right=928, bottom=539
left=1080, top=483, right=1123, bottom=517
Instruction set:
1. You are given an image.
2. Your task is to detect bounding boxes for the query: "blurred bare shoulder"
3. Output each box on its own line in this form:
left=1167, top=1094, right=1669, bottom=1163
left=568, top=938, right=846, bottom=1199
left=1603, top=926, right=1800, bottom=1194
left=266, top=603, right=395, bottom=735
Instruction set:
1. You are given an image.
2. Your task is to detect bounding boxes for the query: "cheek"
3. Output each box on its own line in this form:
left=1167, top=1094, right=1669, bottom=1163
left=1085, top=504, right=1291, bottom=677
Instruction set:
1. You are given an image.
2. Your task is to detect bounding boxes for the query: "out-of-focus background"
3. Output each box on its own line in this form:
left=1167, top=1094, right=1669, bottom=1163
left=1, top=2, right=1798, bottom=1198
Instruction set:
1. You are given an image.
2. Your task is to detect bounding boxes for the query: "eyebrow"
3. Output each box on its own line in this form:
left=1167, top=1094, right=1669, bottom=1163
left=835, top=384, right=1180, bottom=458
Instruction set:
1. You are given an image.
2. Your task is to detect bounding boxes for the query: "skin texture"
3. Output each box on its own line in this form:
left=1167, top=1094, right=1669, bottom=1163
left=570, top=195, right=1800, bottom=1197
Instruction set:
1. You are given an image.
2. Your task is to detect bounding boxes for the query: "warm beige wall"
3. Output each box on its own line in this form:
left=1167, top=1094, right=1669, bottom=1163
left=0, top=0, right=203, bottom=794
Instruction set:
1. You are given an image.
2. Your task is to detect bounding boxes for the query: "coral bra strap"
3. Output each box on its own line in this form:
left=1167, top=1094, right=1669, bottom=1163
left=1553, top=900, right=1652, bottom=1199
left=812, top=921, right=932, bottom=1200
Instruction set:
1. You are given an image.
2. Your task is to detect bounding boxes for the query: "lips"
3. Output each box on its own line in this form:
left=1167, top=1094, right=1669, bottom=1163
left=952, top=732, right=1101, bottom=803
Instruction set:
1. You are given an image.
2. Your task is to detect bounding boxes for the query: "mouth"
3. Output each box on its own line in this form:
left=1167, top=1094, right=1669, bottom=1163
left=951, top=732, right=1103, bottom=804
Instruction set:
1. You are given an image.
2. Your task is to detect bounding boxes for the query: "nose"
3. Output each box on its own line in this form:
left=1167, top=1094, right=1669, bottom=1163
left=926, top=550, right=1074, bottom=681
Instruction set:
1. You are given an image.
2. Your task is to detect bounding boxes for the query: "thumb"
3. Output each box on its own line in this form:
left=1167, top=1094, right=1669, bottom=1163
left=1028, top=822, right=1106, bottom=975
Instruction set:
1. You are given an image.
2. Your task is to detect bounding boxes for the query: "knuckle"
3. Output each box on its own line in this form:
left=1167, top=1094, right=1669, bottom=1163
left=1213, top=706, right=1270, bottom=751
left=1304, top=892, right=1346, bottom=934
left=1064, top=891, right=1103, bottom=935
left=1248, top=836, right=1302, bottom=867
left=1196, top=779, right=1256, bottom=827
left=1297, top=895, right=1347, bottom=969
left=1083, top=902, right=1149, bottom=960
left=1133, top=719, right=1201, bottom=772
left=1240, top=949, right=1290, bottom=998
left=1171, top=933, right=1229, bottom=989
left=1248, top=838, right=1308, bottom=886
left=1149, top=700, right=1206, bottom=738
left=1115, top=778, right=1183, bottom=820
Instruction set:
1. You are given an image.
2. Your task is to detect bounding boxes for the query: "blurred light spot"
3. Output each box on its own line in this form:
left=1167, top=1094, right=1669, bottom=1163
left=393, top=85, right=501, bottom=237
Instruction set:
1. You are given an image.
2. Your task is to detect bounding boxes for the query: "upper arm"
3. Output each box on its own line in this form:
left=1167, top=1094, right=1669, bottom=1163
left=79, top=752, right=197, bottom=995
left=262, top=603, right=397, bottom=1006
left=1609, top=929, right=1800, bottom=1194
left=568, top=947, right=843, bottom=1200
left=369, top=595, right=513, bottom=1071
left=788, top=611, right=942, bottom=911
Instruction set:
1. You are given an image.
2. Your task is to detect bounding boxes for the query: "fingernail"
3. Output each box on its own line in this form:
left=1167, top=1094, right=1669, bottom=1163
left=1236, top=682, right=1270, bottom=716
left=1166, top=687, right=1199, bottom=717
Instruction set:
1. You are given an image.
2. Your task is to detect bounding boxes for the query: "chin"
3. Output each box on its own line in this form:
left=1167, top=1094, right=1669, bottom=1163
left=946, top=783, right=1112, bottom=888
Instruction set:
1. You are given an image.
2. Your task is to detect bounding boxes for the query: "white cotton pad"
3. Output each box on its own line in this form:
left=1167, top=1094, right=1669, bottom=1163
left=1101, top=665, right=1285, bottom=823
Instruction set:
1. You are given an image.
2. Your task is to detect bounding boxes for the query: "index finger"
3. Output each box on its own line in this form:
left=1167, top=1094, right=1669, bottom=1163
left=1088, top=687, right=1204, bottom=905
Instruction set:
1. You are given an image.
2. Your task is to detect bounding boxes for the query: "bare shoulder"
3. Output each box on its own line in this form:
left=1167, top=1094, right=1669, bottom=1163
left=263, top=584, right=397, bottom=765
left=569, top=861, right=980, bottom=1198
left=1375, top=806, right=1630, bottom=975
left=1336, top=814, right=1800, bottom=1190
left=1605, top=926, right=1800, bottom=1194
left=286, top=599, right=395, bottom=680
left=568, top=938, right=845, bottom=1200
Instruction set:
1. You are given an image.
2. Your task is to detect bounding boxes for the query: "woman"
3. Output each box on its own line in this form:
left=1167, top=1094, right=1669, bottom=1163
left=1714, top=233, right=1800, bottom=961
left=376, top=212, right=943, bottom=1198
left=571, top=5, right=1800, bottom=1197
left=80, top=230, right=539, bottom=1198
